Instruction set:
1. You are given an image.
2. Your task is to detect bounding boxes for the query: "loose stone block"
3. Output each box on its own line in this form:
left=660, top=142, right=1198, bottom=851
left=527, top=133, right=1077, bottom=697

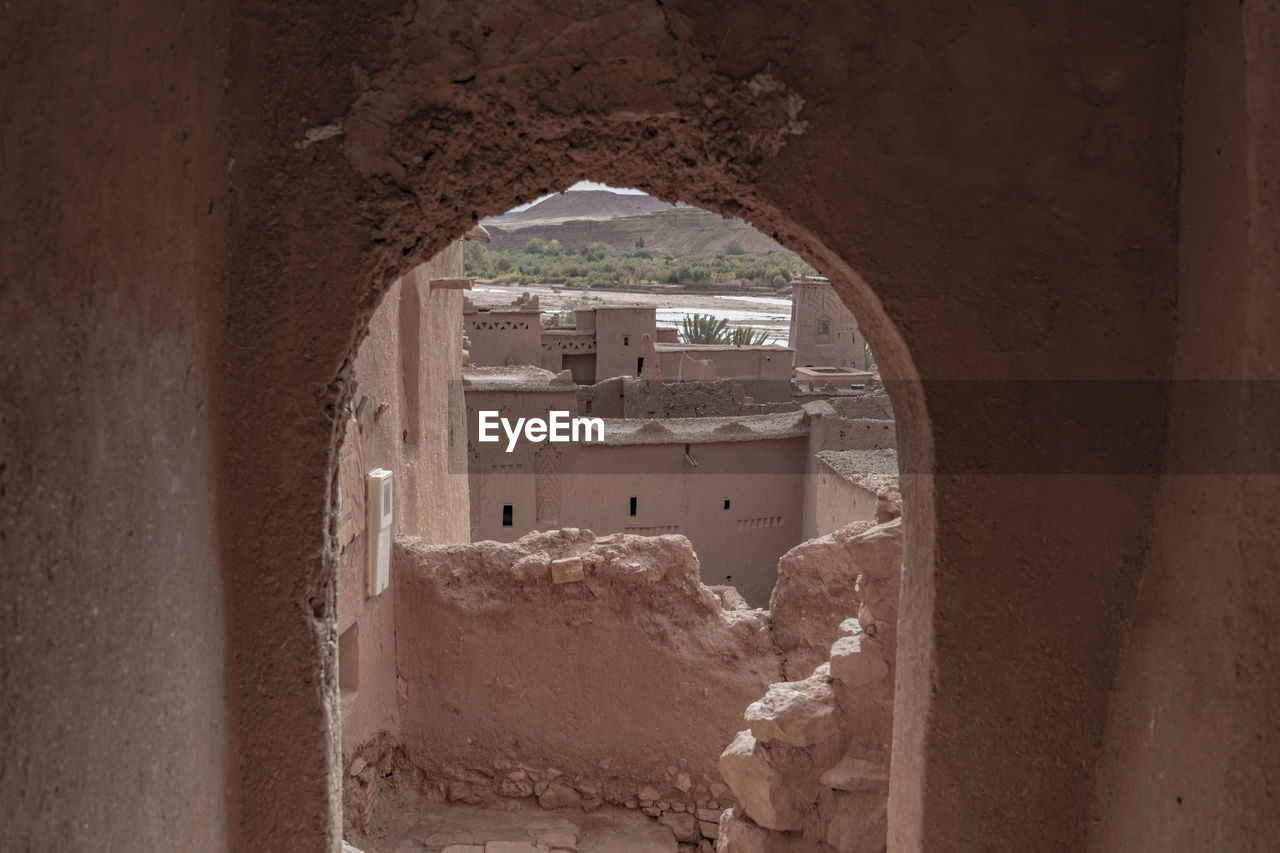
left=828, top=634, right=888, bottom=688
left=659, top=811, right=700, bottom=842
left=537, top=781, right=582, bottom=810
left=551, top=556, right=585, bottom=584
left=718, top=731, right=804, bottom=831
left=743, top=665, right=838, bottom=748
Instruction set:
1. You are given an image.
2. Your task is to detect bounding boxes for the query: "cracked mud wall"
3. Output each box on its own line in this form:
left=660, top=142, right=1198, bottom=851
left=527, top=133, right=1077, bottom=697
left=388, top=529, right=783, bottom=811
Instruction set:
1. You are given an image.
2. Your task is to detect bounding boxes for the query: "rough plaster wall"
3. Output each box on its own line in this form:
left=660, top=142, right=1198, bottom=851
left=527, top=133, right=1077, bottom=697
left=338, top=247, right=471, bottom=752
left=790, top=281, right=867, bottom=370
left=211, top=0, right=1182, bottom=850
left=391, top=531, right=781, bottom=808
left=399, top=253, right=471, bottom=548
left=577, top=377, right=627, bottom=418
left=593, top=309, right=656, bottom=382
left=0, top=2, right=231, bottom=850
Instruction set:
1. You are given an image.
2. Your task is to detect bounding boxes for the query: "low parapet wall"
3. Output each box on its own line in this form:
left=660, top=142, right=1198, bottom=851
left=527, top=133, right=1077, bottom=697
left=341, top=519, right=902, bottom=850
left=392, top=530, right=780, bottom=816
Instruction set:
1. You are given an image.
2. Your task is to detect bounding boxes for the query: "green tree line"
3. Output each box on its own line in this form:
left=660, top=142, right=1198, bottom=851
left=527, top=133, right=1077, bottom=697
left=465, top=239, right=817, bottom=290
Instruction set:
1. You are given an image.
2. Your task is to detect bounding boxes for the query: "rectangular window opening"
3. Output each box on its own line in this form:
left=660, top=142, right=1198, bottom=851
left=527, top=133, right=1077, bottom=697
left=629, top=496, right=637, bottom=516
left=502, top=504, right=513, bottom=527
left=724, top=499, right=731, bottom=510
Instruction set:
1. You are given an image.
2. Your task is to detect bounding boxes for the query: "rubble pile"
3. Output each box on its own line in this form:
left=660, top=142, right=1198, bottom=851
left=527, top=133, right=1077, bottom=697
left=716, top=520, right=901, bottom=852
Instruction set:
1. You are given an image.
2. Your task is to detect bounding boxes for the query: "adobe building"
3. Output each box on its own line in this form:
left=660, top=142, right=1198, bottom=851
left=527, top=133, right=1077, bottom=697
left=462, top=291, right=542, bottom=367
left=6, top=4, right=1280, bottom=853
left=654, top=341, right=795, bottom=397
left=461, top=365, right=581, bottom=537
left=789, top=275, right=870, bottom=371
left=464, top=376, right=896, bottom=606
left=538, top=303, right=656, bottom=381
left=467, top=296, right=799, bottom=389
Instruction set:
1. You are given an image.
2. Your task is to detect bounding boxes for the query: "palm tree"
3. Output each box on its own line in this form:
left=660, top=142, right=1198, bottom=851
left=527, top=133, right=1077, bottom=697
left=679, top=313, right=769, bottom=346
left=679, top=313, right=730, bottom=343
left=727, top=326, right=769, bottom=346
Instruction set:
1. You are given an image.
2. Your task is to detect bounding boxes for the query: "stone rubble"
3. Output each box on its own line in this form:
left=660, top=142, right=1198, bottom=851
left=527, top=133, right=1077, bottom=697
left=714, top=519, right=901, bottom=852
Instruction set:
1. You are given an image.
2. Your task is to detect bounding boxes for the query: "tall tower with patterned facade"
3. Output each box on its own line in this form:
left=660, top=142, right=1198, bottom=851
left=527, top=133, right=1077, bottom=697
left=787, top=275, right=868, bottom=369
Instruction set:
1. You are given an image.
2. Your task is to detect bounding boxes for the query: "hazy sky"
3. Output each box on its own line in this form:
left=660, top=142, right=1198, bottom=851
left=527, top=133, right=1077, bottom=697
left=506, top=180, right=646, bottom=213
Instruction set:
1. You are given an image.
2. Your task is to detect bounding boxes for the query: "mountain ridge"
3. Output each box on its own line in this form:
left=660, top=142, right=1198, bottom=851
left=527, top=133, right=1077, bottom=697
left=482, top=190, right=785, bottom=257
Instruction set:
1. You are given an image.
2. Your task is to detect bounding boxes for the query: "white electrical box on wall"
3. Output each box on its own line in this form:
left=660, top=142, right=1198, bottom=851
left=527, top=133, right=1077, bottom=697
left=366, top=468, right=393, bottom=597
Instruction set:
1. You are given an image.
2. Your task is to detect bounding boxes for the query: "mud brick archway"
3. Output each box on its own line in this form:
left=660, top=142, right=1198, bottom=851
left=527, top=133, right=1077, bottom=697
left=213, top=3, right=1189, bottom=851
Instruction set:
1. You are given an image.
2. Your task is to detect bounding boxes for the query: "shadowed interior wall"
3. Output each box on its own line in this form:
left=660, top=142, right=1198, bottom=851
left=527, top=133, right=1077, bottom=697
left=8, top=2, right=1280, bottom=853
left=1088, top=2, right=1280, bottom=849
left=0, top=2, right=231, bottom=850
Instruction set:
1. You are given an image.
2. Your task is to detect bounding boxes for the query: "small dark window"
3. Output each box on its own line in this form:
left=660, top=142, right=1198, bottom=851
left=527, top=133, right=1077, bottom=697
left=623, top=335, right=631, bottom=346
left=502, top=504, right=513, bottom=527
left=629, top=496, right=637, bottom=516
left=818, top=321, right=830, bottom=335
left=637, top=357, right=645, bottom=375
left=724, top=499, right=731, bottom=510
left=584, top=400, right=593, bottom=413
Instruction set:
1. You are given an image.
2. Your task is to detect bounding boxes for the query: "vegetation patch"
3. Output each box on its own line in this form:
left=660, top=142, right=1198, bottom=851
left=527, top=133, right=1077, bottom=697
left=466, top=240, right=816, bottom=290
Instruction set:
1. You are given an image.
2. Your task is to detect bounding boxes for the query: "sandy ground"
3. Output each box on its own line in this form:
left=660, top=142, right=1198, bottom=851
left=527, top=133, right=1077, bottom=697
left=471, top=283, right=793, bottom=344
left=349, top=793, right=677, bottom=853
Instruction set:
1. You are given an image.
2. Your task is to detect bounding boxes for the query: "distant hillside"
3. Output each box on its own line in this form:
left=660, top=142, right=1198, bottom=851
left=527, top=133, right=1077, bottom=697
left=494, top=190, right=675, bottom=225
left=484, top=190, right=785, bottom=256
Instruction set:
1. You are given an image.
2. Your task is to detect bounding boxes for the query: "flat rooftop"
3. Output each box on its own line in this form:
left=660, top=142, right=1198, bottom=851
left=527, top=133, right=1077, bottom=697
left=654, top=342, right=793, bottom=353
left=816, top=448, right=899, bottom=494
left=582, top=410, right=810, bottom=446
left=462, top=365, right=578, bottom=392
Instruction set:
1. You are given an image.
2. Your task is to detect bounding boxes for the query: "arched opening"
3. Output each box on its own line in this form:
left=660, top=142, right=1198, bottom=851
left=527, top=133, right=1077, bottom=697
left=331, top=167, right=931, bottom=853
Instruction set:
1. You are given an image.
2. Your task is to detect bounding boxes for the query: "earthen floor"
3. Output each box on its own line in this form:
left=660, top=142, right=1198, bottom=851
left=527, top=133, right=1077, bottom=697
left=347, top=796, right=677, bottom=853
